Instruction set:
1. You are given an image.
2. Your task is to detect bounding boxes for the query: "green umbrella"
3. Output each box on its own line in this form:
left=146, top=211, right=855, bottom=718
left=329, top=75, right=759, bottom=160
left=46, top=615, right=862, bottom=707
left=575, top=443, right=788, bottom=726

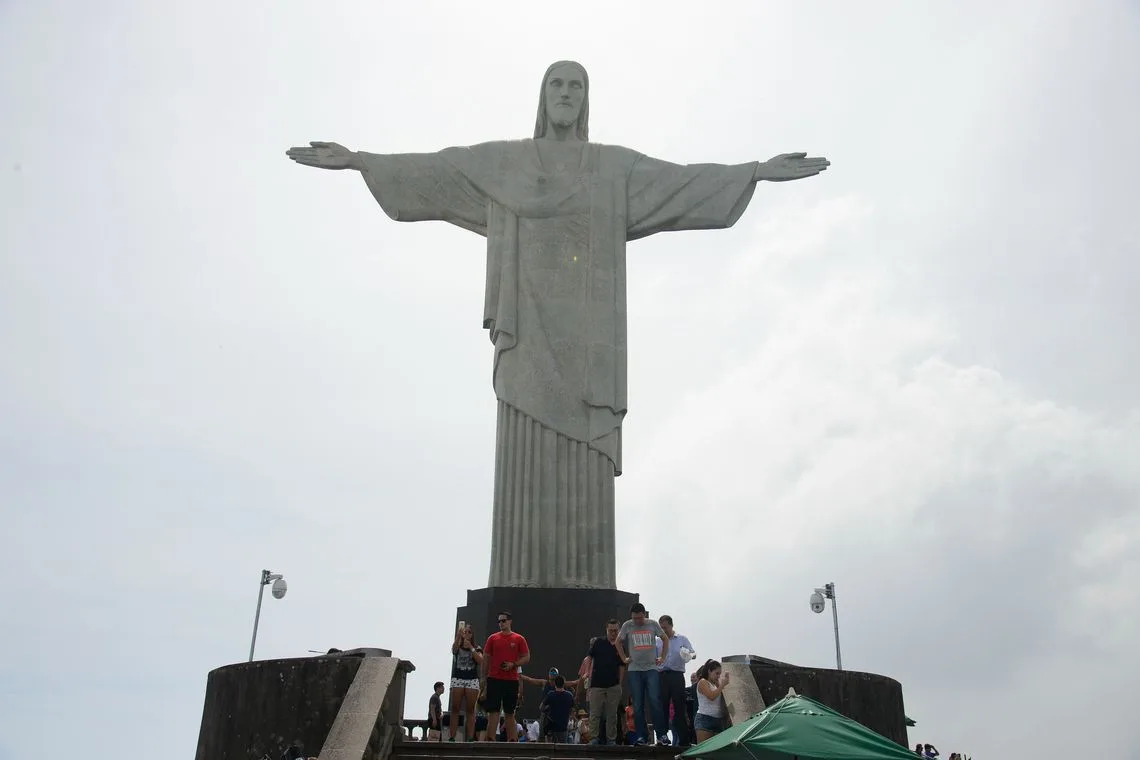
left=681, top=692, right=918, bottom=760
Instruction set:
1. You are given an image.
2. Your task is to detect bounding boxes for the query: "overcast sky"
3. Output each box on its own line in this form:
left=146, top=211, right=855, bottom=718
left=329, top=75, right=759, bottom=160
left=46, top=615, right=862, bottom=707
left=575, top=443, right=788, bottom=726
left=2, top=1, right=1138, bottom=758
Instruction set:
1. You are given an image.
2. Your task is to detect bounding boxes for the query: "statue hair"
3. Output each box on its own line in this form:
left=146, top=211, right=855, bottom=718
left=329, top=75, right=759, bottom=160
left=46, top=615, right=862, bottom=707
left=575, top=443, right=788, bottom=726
left=533, top=60, right=589, bottom=141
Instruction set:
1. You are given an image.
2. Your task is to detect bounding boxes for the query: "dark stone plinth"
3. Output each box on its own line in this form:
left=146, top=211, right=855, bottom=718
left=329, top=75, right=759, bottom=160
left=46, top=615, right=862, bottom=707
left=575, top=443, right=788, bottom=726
left=456, top=587, right=639, bottom=717
left=727, top=655, right=907, bottom=745
left=195, top=655, right=366, bottom=760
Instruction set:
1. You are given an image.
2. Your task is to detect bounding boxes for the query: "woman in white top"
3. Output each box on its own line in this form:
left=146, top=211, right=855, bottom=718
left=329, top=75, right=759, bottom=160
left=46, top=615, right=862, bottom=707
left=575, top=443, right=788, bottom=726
left=448, top=624, right=484, bottom=741
left=694, top=659, right=730, bottom=742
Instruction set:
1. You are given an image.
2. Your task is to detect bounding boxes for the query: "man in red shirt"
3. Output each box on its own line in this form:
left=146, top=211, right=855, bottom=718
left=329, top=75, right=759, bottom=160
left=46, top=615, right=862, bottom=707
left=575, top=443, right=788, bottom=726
left=482, top=610, right=531, bottom=741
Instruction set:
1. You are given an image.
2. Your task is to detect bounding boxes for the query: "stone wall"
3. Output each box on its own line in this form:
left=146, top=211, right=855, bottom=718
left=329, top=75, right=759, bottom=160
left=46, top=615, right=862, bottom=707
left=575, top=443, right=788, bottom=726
left=727, top=656, right=908, bottom=745
left=751, top=662, right=907, bottom=745
left=194, top=656, right=363, bottom=760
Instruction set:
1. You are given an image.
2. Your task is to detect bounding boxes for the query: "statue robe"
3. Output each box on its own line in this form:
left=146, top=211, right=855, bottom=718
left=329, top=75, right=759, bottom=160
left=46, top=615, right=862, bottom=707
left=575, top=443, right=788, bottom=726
left=357, top=140, right=757, bottom=588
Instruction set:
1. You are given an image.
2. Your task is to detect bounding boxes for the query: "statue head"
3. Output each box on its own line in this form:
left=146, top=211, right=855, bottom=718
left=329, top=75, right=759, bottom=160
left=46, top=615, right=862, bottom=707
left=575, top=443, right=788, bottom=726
left=534, top=60, right=589, bottom=141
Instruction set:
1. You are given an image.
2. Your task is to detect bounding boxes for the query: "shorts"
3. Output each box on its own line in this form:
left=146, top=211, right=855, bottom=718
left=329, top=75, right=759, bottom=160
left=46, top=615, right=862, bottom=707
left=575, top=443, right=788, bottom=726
left=694, top=713, right=724, bottom=732
left=483, top=677, right=519, bottom=714
left=451, top=677, right=480, bottom=690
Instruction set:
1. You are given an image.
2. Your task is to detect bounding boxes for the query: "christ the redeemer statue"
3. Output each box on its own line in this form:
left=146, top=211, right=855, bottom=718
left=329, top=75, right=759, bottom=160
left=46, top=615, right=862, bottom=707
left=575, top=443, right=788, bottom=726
left=287, top=60, right=829, bottom=590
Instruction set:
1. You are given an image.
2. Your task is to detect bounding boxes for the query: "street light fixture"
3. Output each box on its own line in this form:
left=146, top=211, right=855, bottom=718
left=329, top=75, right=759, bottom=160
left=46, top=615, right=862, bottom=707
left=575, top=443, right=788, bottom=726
left=809, top=582, right=842, bottom=670
left=249, top=569, right=287, bottom=662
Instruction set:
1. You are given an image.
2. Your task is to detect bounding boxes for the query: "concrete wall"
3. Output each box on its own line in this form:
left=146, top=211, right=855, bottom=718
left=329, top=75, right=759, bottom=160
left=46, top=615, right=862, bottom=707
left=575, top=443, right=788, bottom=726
left=745, top=660, right=908, bottom=745
left=194, top=656, right=363, bottom=760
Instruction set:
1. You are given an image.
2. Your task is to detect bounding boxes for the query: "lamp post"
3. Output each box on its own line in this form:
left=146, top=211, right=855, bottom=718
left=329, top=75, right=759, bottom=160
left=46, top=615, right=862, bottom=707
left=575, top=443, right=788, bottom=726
left=809, top=582, right=842, bottom=670
left=249, top=569, right=287, bottom=662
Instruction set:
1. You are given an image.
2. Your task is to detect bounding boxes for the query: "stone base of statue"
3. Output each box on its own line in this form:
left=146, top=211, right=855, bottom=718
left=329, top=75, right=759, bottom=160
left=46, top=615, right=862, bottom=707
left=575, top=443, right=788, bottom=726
left=456, top=586, right=639, bottom=714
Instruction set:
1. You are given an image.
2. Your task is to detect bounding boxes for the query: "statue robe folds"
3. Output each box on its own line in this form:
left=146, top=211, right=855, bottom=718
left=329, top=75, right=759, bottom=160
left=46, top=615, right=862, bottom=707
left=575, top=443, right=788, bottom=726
left=357, top=140, right=757, bottom=588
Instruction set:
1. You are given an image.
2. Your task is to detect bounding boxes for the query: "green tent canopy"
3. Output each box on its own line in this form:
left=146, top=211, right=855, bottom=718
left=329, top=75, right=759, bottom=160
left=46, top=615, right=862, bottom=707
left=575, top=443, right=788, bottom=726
left=681, top=693, right=918, bottom=760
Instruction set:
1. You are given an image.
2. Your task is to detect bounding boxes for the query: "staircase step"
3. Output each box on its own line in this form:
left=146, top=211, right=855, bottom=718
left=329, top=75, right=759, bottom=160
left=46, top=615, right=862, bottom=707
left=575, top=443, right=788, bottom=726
left=393, top=741, right=682, bottom=760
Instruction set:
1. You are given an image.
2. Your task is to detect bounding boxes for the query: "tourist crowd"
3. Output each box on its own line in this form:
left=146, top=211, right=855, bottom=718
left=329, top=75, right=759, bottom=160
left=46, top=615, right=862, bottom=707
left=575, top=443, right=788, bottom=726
left=424, top=603, right=724, bottom=746
left=914, top=743, right=970, bottom=759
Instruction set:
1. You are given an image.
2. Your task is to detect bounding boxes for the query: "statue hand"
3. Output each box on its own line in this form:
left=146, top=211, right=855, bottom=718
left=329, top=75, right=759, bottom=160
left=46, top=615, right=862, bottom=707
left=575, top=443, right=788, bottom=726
left=286, top=141, right=358, bottom=170
left=755, top=152, right=830, bottom=182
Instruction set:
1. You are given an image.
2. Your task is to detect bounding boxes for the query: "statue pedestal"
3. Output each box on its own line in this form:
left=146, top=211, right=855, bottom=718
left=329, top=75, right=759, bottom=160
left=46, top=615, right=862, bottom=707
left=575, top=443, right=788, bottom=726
left=456, top=586, right=639, bottom=716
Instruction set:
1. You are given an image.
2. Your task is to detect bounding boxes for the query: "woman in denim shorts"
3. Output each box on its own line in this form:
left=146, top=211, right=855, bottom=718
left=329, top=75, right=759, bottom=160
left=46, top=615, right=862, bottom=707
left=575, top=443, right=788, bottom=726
left=693, top=659, right=729, bottom=742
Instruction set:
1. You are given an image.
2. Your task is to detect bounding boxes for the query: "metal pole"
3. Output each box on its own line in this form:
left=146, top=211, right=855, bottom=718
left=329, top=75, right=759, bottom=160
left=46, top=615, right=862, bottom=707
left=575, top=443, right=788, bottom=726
left=248, top=569, right=269, bottom=662
left=827, top=582, right=842, bottom=671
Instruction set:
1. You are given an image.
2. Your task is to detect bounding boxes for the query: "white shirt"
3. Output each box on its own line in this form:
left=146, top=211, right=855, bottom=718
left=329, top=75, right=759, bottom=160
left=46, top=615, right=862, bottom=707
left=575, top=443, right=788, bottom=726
left=697, top=679, right=726, bottom=717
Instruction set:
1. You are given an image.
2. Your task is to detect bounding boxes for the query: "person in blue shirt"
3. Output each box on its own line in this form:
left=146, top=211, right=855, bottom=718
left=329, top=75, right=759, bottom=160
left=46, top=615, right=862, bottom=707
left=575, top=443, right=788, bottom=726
left=656, top=615, right=695, bottom=746
left=539, top=675, right=576, bottom=744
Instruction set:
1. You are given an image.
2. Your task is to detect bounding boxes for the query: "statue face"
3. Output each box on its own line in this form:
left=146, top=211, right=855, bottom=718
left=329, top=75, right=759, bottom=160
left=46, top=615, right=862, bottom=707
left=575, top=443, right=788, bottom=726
left=544, top=63, right=585, bottom=129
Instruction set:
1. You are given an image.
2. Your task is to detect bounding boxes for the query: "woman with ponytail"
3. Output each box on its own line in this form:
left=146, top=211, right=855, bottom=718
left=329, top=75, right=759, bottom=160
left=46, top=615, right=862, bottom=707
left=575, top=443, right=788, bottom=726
left=693, top=659, right=729, bottom=742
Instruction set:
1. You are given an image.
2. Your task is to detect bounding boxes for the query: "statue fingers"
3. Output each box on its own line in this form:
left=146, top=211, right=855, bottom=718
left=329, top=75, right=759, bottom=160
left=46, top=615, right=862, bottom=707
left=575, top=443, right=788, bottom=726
left=288, top=154, right=323, bottom=167
left=791, top=167, right=821, bottom=179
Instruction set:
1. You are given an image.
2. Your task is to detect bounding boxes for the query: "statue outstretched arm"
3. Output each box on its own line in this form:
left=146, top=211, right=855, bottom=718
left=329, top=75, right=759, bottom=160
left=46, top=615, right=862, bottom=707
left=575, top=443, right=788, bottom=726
left=626, top=154, right=758, bottom=239
left=286, top=141, right=489, bottom=234
left=625, top=149, right=830, bottom=240
left=753, top=152, right=830, bottom=182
